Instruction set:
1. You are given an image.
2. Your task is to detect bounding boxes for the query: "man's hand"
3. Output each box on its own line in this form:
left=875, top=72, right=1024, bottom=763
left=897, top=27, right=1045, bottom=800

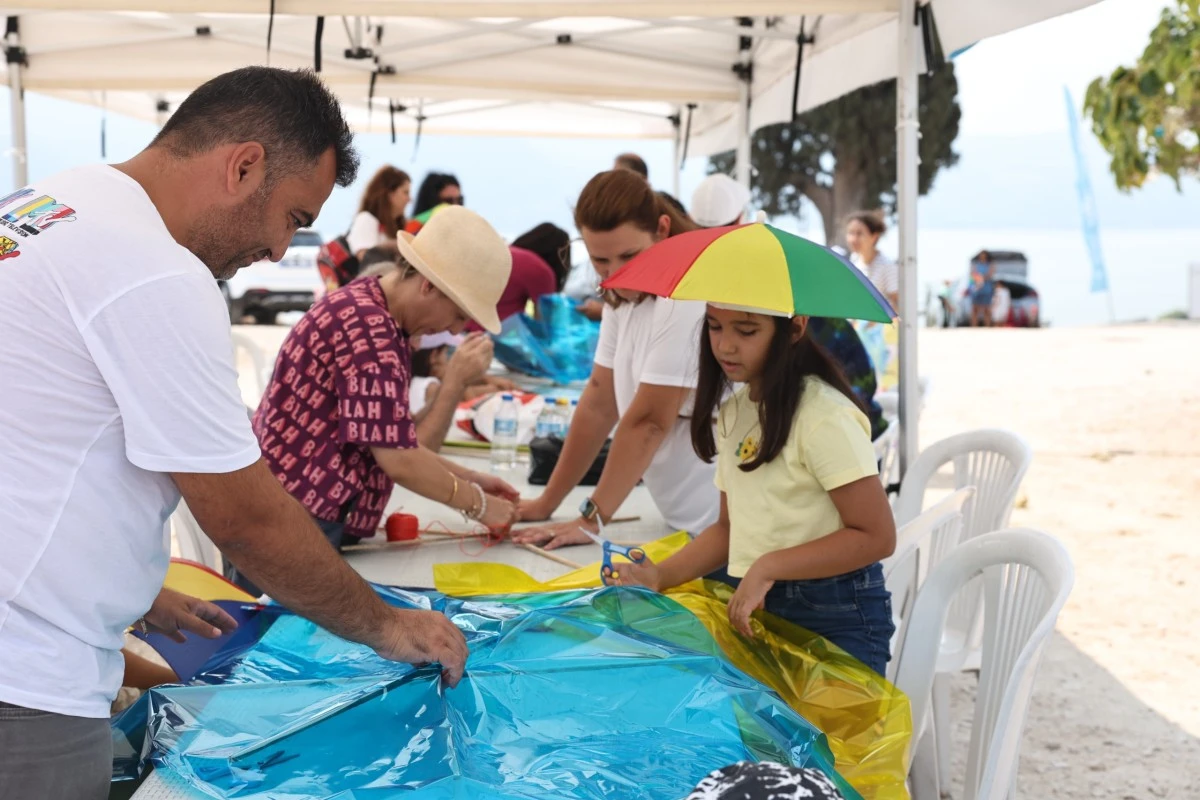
left=444, top=334, right=493, bottom=388
left=372, top=608, right=469, bottom=688
left=143, top=587, right=239, bottom=643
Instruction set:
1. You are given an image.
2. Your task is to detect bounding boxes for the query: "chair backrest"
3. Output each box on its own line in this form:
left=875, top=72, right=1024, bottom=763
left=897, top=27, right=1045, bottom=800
left=170, top=500, right=223, bottom=573
left=882, top=486, right=974, bottom=681
left=893, top=430, right=1033, bottom=660
left=230, top=331, right=270, bottom=404
left=893, top=529, right=1074, bottom=800
left=893, top=429, right=1032, bottom=537
left=873, top=419, right=901, bottom=495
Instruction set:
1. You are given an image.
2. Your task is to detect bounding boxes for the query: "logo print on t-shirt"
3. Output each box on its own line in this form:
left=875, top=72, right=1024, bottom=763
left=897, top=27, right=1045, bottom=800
left=0, top=188, right=78, bottom=238
left=736, top=433, right=760, bottom=464
left=0, top=236, right=19, bottom=261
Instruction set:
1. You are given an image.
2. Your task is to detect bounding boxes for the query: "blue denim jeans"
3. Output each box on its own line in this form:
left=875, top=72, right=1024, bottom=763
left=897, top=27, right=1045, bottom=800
left=708, top=563, right=894, bottom=676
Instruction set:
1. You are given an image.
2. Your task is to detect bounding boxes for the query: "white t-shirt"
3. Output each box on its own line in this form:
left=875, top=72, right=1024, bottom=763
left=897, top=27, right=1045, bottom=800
left=346, top=210, right=390, bottom=255
left=593, top=298, right=718, bottom=533
left=854, top=251, right=899, bottom=298
left=0, top=165, right=261, bottom=718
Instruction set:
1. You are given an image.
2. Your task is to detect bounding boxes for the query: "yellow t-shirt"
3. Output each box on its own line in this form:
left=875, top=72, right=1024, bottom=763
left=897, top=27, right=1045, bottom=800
left=716, top=377, right=879, bottom=577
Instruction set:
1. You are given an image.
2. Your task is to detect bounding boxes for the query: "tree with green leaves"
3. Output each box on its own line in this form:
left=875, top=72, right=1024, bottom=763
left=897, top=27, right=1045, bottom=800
left=1084, top=0, right=1199, bottom=191
left=711, top=63, right=960, bottom=248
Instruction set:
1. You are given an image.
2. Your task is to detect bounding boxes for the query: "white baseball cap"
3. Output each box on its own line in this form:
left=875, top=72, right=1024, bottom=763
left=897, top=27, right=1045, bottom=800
left=690, top=173, right=752, bottom=228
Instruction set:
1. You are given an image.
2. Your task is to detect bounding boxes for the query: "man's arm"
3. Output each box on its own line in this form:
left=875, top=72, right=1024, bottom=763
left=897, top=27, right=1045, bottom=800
left=173, top=460, right=468, bottom=684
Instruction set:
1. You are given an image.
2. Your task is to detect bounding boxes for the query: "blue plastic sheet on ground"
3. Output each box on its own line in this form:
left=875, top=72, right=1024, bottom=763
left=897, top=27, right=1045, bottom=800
left=112, top=585, right=860, bottom=800
left=491, top=295, right=599, bottom=384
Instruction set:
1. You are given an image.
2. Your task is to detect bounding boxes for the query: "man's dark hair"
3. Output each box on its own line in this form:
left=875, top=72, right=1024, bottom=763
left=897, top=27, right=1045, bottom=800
left=359, top=243, right=399, bottom=271
left=152, top=66, right=359, bottom=187
left=614, top=152, right=649, bottom=179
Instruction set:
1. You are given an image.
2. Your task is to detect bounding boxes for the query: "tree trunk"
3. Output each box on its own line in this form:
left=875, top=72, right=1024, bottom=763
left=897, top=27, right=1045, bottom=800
left=828, top=154, right=870, bottom=250
left=800, top=183, right=834, bottom=245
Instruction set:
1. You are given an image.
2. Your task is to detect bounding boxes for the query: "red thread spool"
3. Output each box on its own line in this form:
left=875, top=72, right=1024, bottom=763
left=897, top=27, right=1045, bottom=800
left=385, top=513, right=420, bottom=542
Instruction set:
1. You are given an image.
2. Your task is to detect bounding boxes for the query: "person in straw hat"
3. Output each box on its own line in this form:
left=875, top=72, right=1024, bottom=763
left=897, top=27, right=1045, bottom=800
left=239, top=205, right=520, bottom=593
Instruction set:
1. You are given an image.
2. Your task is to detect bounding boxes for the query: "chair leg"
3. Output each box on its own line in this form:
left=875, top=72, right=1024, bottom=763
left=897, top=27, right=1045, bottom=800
left=933, top=672, right=953, bottom=797
left=910, top=724, right=940, bottom=800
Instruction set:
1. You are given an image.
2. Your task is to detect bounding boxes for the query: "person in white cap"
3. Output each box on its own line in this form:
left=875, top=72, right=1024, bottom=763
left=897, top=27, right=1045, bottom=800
left=690, top=173, right=752, bottom=228
left=242, top=205, right=521, bottom=593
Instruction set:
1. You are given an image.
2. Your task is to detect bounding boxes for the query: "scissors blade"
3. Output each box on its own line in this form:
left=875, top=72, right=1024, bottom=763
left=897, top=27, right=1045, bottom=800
left=578, top=527, right=607, bottom=547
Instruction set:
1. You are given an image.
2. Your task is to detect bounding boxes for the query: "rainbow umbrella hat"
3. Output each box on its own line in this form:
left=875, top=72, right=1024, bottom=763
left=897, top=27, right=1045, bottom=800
left=600, top=223, right=896, bottom=323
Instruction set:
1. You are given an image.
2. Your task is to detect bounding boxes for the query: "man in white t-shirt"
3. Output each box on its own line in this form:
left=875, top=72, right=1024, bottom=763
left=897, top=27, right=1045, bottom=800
left=0, top=67, right=467, bottom=800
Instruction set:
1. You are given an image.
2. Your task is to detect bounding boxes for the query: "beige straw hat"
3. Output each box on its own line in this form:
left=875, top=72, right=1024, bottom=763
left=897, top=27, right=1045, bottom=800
left=394, top=205, right=512, bottom=334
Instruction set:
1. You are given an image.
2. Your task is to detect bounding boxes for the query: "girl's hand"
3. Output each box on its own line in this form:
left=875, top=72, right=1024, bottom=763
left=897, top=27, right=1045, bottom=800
left=727, top=567, right=775, bottom=639
left=613, top=554, right=663, bottom=592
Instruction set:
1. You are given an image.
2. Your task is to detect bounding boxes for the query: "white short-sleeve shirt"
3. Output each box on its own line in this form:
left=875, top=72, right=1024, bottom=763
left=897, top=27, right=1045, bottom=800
left=346, top=210, right=389, bottom=255
left=593, top=297, right=719, bottom=533
left=0, top=166, right=261, bottom=717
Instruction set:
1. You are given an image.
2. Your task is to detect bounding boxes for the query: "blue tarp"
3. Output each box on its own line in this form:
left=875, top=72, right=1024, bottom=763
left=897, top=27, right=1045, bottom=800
left=491, top=295, right=600, bottom=385
left=113, top=586, right=857, bottom=800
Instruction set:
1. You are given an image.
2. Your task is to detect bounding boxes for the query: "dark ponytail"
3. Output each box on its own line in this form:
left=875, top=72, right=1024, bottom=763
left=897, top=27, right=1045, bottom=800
left=691, top=317, right=866, bottom=471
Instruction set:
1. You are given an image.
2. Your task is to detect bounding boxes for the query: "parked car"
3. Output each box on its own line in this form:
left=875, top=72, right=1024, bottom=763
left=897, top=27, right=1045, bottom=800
left=220, top=229, right=324, bottom=324
left=945, top=250, right=1041, bottom=328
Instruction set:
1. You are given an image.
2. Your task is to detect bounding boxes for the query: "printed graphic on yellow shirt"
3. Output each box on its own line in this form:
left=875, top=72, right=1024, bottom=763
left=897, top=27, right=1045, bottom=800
left=736, top=433, right=760, bottom=464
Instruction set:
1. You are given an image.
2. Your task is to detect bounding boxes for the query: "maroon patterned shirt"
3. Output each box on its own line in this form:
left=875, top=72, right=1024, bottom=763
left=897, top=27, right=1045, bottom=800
left=253, top=276, right=417, bottom=539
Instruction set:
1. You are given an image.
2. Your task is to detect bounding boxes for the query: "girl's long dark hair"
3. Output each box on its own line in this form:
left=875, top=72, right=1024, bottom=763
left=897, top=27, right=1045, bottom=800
left=691, top=316, right=866, bottom=472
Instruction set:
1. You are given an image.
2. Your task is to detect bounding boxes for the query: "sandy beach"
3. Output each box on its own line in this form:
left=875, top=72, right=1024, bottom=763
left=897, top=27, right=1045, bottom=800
left=235, top=321, right=1200, bottom=798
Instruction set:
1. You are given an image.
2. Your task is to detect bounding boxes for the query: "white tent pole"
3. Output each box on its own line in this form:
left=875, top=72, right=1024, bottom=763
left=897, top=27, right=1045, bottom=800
left=671, top=111, right=682, bottom=197
left=5, top=16, right=28, bottom=189
left=734, top=18, right=752, bottom=189
left=896, top=0, right=920, bottom=476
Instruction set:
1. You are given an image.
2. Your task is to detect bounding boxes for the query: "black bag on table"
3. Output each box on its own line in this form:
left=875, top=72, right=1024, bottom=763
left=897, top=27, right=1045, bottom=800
left=528, top=436, right=611, bottom=486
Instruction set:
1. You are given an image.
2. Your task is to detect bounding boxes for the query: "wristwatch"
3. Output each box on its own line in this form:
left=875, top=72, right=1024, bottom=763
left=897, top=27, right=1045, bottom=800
left=579, top=497, right=604, bottom=525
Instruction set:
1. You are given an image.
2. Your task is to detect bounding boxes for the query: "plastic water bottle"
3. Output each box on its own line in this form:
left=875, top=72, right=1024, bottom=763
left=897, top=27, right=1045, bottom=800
left=568, top=398, right=579, bottom=429
left=490, top=394, right=520, bottom=472
left=535, top=399, right=558, bottom=439
left=555, top=397, right=572, bottom=437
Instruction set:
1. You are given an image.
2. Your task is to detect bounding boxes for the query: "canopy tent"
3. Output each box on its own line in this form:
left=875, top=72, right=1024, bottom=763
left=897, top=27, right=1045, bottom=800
left=0, top=0, right=1103, bottom=472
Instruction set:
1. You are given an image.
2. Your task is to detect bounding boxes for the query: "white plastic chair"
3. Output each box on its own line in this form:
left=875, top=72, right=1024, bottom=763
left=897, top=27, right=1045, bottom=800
left=882, top=486, right=974, bottom=684
left=893, top=429, right=1033, bottom=789
left=874, top=418, right=901, bottom=495
left=170, top=499, right=223, bottom=573
left=230, top=331, right=271, bottom=405
left=893, top=529, right=1074, bottom=800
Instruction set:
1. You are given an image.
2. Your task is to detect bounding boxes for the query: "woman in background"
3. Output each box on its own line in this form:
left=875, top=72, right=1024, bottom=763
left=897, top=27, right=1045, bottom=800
left=347, top=165, right=410, bottom=257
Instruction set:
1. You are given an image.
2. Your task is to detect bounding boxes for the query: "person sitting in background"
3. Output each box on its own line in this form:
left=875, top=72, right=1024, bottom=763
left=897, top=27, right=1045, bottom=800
left=466, top=244, right=558, bottom=332
left=690, top=173, right=751, bottom=228
left=613, top=153, right=648, bottom=179
left=991, top=279, right=1011, bottom=327
left=357, top=242, right=401, bottom=277
left=407, top=172, right=463, bottom=234
left=845, top=211, right=899, bottom=310
left=969, top=250, right=996, bottom=327
left=347, top=165, right=410, bottom=257
left=511, top=222, right=572, bottom=291
left=410, top=332, right=517, bottom=451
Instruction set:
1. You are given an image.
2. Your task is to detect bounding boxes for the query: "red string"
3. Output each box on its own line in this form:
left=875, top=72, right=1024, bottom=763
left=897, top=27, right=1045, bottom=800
left=379, top=514, right=510, bottom=557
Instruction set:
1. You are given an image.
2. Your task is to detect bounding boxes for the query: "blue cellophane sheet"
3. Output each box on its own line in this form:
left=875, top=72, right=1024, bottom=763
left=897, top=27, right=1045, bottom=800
left=113, top=585, right=861, bottom=800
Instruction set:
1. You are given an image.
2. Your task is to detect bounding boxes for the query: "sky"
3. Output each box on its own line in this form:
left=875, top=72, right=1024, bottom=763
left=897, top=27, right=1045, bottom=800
left=0, top=0, right=1193, bottom=244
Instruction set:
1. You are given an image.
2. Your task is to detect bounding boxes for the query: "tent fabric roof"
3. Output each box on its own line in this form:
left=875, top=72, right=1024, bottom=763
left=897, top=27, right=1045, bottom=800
left=0, top=2, right=1101, bottom=152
